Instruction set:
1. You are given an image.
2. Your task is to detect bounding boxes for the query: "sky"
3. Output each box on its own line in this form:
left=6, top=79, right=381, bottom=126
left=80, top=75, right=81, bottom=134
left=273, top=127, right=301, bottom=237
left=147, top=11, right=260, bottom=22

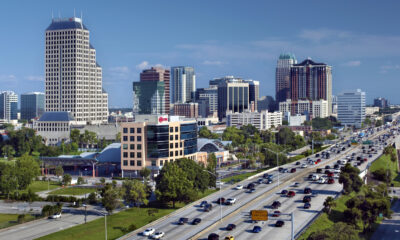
left=1, top=0, right=400, bottom=107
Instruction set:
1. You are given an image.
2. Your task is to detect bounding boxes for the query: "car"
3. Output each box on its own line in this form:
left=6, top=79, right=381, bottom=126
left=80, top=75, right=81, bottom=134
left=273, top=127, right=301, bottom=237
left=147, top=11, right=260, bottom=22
left=333, top=169, right=341, bottom=173
left=178, top=217, right=189, bottom=225
left=200, top=201, right=208, bottom=207
left=257, top=178, right=264, bottom=183
left=325, top=170, right=331, bottom=174
left=272, top=210, right=281, bottom=217
left=301, top=164, right=308, bottom=168
left=216, top=198, right=226, bottom=204
left=247, top=183, right=255, bottom=189
left=226, top=223, right=236, bottom=231
left=315, top=154, right=320, bottom=157
left=308, top=174, right=314, bottom=180
left=303, top=196, right=312, bottom=203
left=334, top=164, right=340, bottom=169
left=248, top=188, right=256, bottom=193
left=252, top=226, right=262, bottom=233
left=318, top=178, right=326, bottom=184
left=290, top=168, right=297, bottom=173
left=264, top=179, right=273, bottom=184
left=204, top=203, right=213, bottom=212
left=325, top=165, right=331, bottom=169
left=304, top=203, right=311, bottom=209
left=296, top=161, right=301, bottom=165
left=281, top=189, right=288, bottom=195
left=234, top=185, right=243, bottom=190
left=328, top=178, right=335, bottom=184
left=278, top=167, right=284, bottom=172
left=272, top=201, right=281, bottom=209
left=287, top=191, right=296, bottom=197
left=192, top=218, right=201, bottom=225
left=282, top=168, right=289, bottom=173
left=226, top=198, right=236, bottom=205
left=143, top=228, right=156, bottom=236
left=208, top=233, right=219, bottom=240
left=293, top=182, right=300, bottom=187
left=263, top=173, right=270, bottom=178
left=316, top=168, right=323, bottom=173
left=275, top=220, right=285, bottom=227
left=304, top=187, right=312, bottom=194
left=327, top=172, right=334, bottom=177
left=151, top=232, right=165, bottom=239
left=224, top=236, right=234, bottom=240
left=316, top=159, right=322, bottom=163
left=49, top=212, right=62, bottom=219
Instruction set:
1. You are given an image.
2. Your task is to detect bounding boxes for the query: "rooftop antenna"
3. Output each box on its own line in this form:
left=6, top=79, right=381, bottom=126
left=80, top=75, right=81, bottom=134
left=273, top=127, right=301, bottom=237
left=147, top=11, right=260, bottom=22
left=80, top=11, right=83, bottom=29
left=74, top=8, right=76, bottom=18
left=51, top=10, right=54, bottom=20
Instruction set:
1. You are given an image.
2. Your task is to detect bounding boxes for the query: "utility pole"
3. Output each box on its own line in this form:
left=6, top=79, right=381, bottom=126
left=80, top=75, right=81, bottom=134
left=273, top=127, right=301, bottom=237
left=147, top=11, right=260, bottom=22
left=264, top=148, right=287, bottom=188
left=291, top=212, right=294, bottom=240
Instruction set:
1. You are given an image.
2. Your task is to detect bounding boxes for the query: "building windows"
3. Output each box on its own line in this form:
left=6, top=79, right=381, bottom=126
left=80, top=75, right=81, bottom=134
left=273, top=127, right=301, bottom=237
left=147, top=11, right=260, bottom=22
left=137, top=160, right=142, bottom=166
left=123, top=152, right=128, bottom=158
left=180, top=142, right=183, bottom=147
left=130, top=136, right=134, bottom=141
left=170, top=135, right=173, bottom=140
left=175, top=127, right=178, bottom=132
left=137, top=128, right=142, bottom=133
left=175, top=151, right=178, bottom=156
left=170, top=127, right=173, bottom=133
left=123, top=136, right=128, bottom=141
left=123, top=128, right=128, bottom=133
left=137, top=152, right=142, bottom=158
left=175, top=143, right=178, bottom=148
left=151, top=160, right=156, bottom=166
left=137, top=144, right=142, bottom=150
left=137, top=136, right=142, bottom=141
left=123, top=144, right=128, bottom=150
left=175, top=135, right=178, bottom=140
left=130, top=152, right=135, bottom=158
left=160, top=160, right=163, bottom=166
left=123, top=160, right=128, bottom=166
left=180, top=150, right=183, bottom=156
left=130, top=128, right=135, bottom=133
left=130, top=144, right=135, bottom=150
left=130, top=160, right=135, bottom=166
left=170, top=151, right=173, bottom=157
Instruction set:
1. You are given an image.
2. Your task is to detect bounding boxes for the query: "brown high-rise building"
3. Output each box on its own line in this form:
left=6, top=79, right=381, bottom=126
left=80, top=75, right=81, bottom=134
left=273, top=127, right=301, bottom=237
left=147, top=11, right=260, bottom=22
left=290, top=58, right=332, bottom=115
left=140, top=67, right=170, bottom=114
left=276, top=53, right=297, bottom=103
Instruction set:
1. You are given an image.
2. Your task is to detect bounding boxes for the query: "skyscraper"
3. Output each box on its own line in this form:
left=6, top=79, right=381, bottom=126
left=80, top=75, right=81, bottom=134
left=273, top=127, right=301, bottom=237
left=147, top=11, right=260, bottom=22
left=373, top=97, right=389, bottom=109
left=337, top=89, right=366, bottom=128
left=170, top=66, right=196, bottom=103
left=195, top=87, right=218, bottom=116
left=45, top=17, right=108, bottom=124
left=140, top=67, right=170, bottom=113
left=290, top=58, right=332, bottom=115
left=21, top=92, right=45, bottom=120
left=0, top=91, right=18, bottom=121
left=217, top=77, right=249, bottom=120
left=245, top=80, right=259, bottom=111
left=276, top=53, right=297, bottom=103
left=132, top=81, right=165, bottom=115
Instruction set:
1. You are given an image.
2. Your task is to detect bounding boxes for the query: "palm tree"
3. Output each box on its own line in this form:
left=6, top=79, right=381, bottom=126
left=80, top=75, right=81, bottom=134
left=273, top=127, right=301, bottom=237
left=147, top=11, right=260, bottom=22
left=323, top=196, right=336, bottom=214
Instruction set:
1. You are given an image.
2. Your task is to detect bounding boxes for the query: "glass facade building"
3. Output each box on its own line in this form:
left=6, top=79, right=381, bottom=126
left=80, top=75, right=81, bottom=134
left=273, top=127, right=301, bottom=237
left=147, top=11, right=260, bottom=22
left=132, top=81, right=165, bottom=114
left=0, top=91, right=18, bottom=121
left=217, top=80, right=250, bottom=120
left=21, top=92, right=45, bottom=120
left=170, top=66, right=196, bottom=103
left=337, top=89, right=366, bottom=128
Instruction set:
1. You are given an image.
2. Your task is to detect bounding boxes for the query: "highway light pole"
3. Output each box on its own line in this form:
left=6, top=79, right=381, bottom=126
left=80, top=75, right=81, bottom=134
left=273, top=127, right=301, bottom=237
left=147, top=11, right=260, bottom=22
left=264, top=148, right=287, bottom=188
left=203, top=170, right=222, bottom=222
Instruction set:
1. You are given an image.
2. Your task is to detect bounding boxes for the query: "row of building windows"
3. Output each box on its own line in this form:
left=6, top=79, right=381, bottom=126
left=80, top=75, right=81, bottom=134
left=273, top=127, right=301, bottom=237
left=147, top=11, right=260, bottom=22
left=122, top=151, right=142, bottom=158
left=122, top=127, right=142, bottom=134
left=122, top=135, right=143, bottom=142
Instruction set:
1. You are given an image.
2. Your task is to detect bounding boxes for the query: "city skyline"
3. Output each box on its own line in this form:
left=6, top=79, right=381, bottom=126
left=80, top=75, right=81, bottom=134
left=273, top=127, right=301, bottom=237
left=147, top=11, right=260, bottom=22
left=1, top=0, right=400, bottom=107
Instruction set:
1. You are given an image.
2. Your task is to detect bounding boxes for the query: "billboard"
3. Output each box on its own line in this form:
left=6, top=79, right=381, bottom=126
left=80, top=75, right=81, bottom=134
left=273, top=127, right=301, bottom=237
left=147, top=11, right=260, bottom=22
left=251, top=210, right=268, bottom=221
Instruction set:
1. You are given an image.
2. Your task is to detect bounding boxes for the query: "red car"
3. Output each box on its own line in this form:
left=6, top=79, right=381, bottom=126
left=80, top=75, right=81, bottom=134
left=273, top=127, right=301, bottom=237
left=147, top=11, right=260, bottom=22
left=316, top=159, right=321, bottom=163
left=364, top=158, right=368, bottom=162
left=290, top=168, right=297, bottom=173
left=287, top=191, right=296, bottom=197
left=327, top=172, right=334, bottom=177
left=328, top=178, right=335, bottom=184
left=272, top=211, right=281, bottom=217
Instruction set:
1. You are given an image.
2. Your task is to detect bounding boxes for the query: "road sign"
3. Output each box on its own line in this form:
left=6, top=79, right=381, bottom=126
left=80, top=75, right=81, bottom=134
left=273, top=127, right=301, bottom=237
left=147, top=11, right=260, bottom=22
left=251, top=210, right=268, bottom=221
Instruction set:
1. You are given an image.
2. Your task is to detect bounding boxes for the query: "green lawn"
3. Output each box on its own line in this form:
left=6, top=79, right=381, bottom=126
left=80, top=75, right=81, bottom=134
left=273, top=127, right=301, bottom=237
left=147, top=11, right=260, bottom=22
left=370, top=149, right=400, bottom=187
left=0, top=213, right=35, bottom=229
left=23, top=181, right=60, bottom=193
left=48, top=187, right=96, bottom=196
left=221, top=168, right=269, bottom=183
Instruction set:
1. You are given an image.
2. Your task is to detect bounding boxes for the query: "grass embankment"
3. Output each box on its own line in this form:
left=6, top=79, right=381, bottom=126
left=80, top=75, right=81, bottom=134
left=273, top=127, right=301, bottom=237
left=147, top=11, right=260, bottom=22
left=221, top=168, right=269, bottom=183
left=0, top=214, right=35, bottom=229
left=21, top=181, right=60, bottom=194
left=48, top=187, right=96, bottom=196
left=37, top=188, right=217, bottom=240
left=370, top=148, right=400, bottom=187
left=298, top=187, right=382, bottom=240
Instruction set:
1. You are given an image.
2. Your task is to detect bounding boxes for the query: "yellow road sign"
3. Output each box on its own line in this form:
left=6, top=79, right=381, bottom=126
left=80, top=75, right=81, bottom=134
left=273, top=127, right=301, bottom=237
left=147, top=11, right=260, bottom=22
left=251, top=210, right=268, bottom=221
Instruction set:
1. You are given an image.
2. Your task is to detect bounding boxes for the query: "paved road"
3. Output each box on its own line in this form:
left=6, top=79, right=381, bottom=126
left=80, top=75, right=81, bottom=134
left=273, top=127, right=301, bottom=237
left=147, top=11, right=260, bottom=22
left=0, top=206, right=106, bottom=240
left=370, top=199, right=400, bottom=240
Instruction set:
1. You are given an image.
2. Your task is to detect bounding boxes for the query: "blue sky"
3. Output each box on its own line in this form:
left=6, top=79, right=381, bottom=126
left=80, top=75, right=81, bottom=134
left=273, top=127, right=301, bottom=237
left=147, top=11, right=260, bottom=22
left=1, top=0, right=400, bottom=107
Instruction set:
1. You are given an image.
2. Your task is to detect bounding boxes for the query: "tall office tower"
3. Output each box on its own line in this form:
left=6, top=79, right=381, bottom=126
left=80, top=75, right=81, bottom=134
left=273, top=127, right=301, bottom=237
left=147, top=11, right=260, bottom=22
left=290, top=58, right=332, bottom=114
left=170, top=66, right=196, bottom=103
left=337, top=89, right=366, bottom=128
left=245, top=80, right=259, bottom=111
left=373, top=97, right=389, bottom=109
left=21, top=92, right=45, bottom=120
left=195, top=87, right=218, bottom=116
left=275, top=53, right=297, bottom=103
left=45, top=17, right=108, bottom=124
left=217, top=78, right=250, bottom=120
left=132, top=81, right=165, bottom=115
left=209, top=76, right=241, bottom=88
left=0, top=91, right=18, bottom=121
left=140, top=67, right=170, bottom=113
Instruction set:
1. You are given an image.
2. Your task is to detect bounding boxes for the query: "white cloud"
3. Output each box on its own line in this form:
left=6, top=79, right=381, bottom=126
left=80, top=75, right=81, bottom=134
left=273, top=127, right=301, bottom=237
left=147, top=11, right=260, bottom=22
left=25, top=75, right=44, bottom=81
left=136, top=61, right=150, bottom=70
left=202, top=60, right=225, bottom=66
left=108, top=66, right=131, bottom=80
left=0, top=74, right=16, bottom=83
left=380, top=64, right=400, bottom=73
left=342, top=61, right=361, bottom=67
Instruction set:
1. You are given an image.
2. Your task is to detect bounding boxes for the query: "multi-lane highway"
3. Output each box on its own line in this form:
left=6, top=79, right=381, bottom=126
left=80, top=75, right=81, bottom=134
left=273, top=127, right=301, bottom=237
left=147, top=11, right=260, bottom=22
left=120, top=125, right=397, bottom=240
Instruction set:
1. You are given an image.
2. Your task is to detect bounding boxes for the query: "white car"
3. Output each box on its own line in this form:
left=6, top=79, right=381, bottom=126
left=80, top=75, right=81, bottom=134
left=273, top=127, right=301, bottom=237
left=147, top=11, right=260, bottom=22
left=49, top=212, right=61, bottom=219
left=226, top=198, right=237, bottom=205
left=234, top=185, right=243, bottom=190
left=216, top=181, right=224, bottom=186
left=301, top=164, right=308, bottom=168
left=318, top=178, right=326, bottom=184
left=151, top=231, right=165, bottom=239
left=143, top=228, right=156, bottom=236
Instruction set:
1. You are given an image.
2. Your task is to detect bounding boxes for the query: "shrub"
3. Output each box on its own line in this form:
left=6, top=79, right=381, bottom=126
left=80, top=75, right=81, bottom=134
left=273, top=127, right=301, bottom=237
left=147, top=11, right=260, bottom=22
left=17, top=214, right=26, bottom=223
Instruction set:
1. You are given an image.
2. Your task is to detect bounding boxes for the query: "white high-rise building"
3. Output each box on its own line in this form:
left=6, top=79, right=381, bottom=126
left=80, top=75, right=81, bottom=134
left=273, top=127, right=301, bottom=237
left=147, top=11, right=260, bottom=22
left=0, top=91, right=18, bottom=121
left=170, top=66, right=196, bottom=103
left=45, top=17, right=108, bottom=124
left=279, top=99, right=328, bottom=119
left=337, top=89, right=366, bottom=128
left=276, top=53, right=297, bottom=103
left=227, top=110, right=282, bottom=131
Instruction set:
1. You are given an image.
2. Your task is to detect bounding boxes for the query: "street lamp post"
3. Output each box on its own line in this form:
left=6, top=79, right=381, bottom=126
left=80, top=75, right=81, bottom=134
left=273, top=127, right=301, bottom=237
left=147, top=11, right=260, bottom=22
left=264, top=148, right=287, bottom=188
left=203, top=170, right=222, bottom=222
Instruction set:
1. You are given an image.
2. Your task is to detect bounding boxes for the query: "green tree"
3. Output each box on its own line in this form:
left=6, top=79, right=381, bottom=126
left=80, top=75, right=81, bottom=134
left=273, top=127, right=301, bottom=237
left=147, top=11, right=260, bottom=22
left=139, top=168, right=151, bottom=179
left=102, top=185, right=120, bottom=213
left=55, top=166, right=64, bottom=177
left=155, top=162, right=194, bottom=208
left=0, top=163, right=18, bottom=198
left=375, top=119, right=383, bottom=127
left=339, top=164, right=363, bottom=194
left=122, top=180, right=149, bottom=207
left=206, top=153, right=217, bottom=187
left=15, top=154, right=40, bottom=189
left=311, top=117, right=333, bottom=130
left=62, top=174, right=72, bottom=186
left=88, top=192, right=97, bottom=204
left=198, top=126, right=219, bottom=139
left=307, top=222, right=359, bottom=240
left=323, top=196, right=336, bottom=214
left=115, top=132, right=121, bottom=142
left=343, top=207, right=362, bottom=227
left=1, top=145, right=15, bottom=159
left=70, top=129, right=81, bottom=144
left=175, top=158, right=210, bottom=192
left=77, top=176, right=84, bottom=185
